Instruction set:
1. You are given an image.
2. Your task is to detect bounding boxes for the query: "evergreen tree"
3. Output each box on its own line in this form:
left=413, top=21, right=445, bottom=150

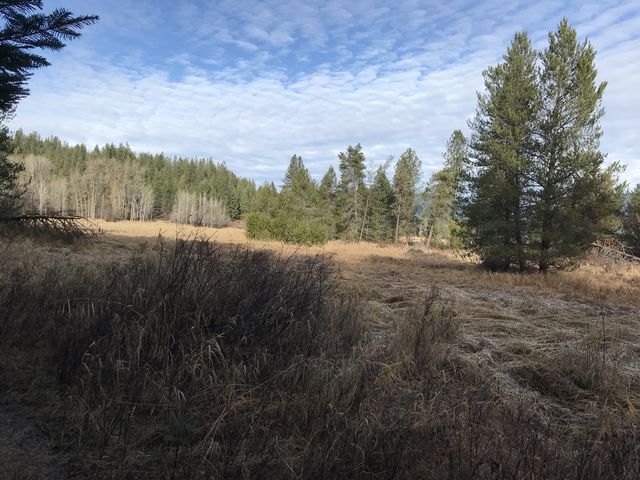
left=0, top=2, right=96, bottom=217
left=235, top=178, right=256, bottom=217
left=281, top=154, right=316, bottom=219
left=534, top=19, right=624, bottom=271
left=336, top=144, right=366, bottom=239
left=252, top=181, right=279, bottom=216
left=319, top=165, right=337, bottom=200
left=0, top=2, right=98, bottom=113
left=465, top=32, right=539, bottom=270
left=365, top=166, right=394, bottom=243
left=149, top=165, right=177, bottom=216
left=0, top=126, right=23, bottom=216
left=392, top=148, right=421, bottom=243
left=226, top=190, right=241, bottom=220
left=622, top=185, right=640, bottom=256
left=319, top=165, right=338, bottom=236
left=282, top=154, right=304, bottom=191
left=422, top=130, right=467, bottom=247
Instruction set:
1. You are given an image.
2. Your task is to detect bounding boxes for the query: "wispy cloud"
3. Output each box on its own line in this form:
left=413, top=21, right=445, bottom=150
left=9, top=0, right=640, bottom=185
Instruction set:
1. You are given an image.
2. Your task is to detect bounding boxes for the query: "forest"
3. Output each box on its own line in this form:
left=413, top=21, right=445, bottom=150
left=6, top=21, right=640, bottom=270
left=11, top=115, right=640, bottom=270
left=12, top=131, right=255, bottom=224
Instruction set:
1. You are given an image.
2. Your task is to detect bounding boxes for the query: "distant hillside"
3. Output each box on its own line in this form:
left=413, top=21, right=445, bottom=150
left=11, top=130, right=256, bottom=225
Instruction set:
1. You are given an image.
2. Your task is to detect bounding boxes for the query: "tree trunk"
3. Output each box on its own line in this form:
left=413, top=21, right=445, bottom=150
left=514, top=175, right=524, bottom=271
left=539, top=212, right=551, bottom=272
left=426, top=224, right=433, bottom=248
left=539, top=236, right=550, bottom=272
left=359, top=189, right=372, bottom=242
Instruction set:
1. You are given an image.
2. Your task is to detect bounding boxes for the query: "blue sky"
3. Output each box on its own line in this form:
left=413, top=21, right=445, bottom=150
left=9, top=0, right=640, bottom=186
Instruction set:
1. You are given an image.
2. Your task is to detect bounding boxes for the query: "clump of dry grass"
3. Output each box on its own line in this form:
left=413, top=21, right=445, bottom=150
left=1, top=235, right=640, bottom=479
left=389, top=287, right=459, bottom=376
left=508, top=315, right=640, bottom=409
left=477, top=260, right=640, bottom=307
left=2, top=236, right=405, bottom=478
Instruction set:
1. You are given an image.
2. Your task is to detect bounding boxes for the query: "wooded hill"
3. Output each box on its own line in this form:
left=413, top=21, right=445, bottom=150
left=12, top=130, right=256, bottom=224
left=7, top=19, right=640, bottom=265
left=12, top=132, right=425, bottom=245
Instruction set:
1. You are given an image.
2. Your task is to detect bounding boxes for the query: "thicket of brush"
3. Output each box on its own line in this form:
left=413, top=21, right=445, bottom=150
left=245, top=211, right=329, bottom=245
left=1, top=237, right=639, bottom=479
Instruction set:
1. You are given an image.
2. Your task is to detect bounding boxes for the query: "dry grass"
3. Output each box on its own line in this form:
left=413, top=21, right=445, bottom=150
left=94, top=219, right=462, bottom=265
left=1, top=221, right=640, bottom=478
left=95, top=220, right=640, bottom=308
left=479, top=262, right=640, bottom=307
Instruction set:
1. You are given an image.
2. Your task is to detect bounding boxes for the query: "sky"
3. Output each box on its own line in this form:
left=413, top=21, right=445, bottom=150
left=8, top=0, right=640, bottom=186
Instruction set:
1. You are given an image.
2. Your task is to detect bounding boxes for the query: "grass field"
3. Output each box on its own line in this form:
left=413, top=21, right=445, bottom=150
left=96, top=219, right=640, bottom=305
left=2, top=220, right=640, bottom=479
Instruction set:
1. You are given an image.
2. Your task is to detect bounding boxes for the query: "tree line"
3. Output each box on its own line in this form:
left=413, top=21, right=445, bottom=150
left=246, top=146, right=423, bottom=245
left=11, top=131, right=255, bottom=226
left=1, top=5, right=639, bottom=269
left=11, top=132, right=426, bottom=244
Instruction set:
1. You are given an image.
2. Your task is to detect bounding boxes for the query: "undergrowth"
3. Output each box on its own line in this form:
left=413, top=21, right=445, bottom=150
left=0, top=237, right=639, bottom=479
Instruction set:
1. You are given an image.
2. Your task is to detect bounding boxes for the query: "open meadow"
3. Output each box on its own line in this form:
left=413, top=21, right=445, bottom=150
left=3, top=2, right=640, bottom=479
left=1, top=220, right=640, bottom=479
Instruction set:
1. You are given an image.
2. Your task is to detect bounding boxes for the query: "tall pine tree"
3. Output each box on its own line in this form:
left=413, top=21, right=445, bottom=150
left=365, top=166, right=394, bottom=243
left=534, top=19, right=624, bottom=271
left=422, top=130, right=468, bottom=247
left=281, top=154, right=316, bottom=219
left=465, top=32, right=539, bottom=270
left=392, top=148, right=422, bottom=243
left=336, top=144, right=366, bottom=239
left=319, top=165, right=338, bottom=236
left=465, top=21, right=624, bottom=271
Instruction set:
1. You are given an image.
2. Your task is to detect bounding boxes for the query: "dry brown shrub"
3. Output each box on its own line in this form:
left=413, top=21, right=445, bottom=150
left=2, top=232, right=640, bottom=479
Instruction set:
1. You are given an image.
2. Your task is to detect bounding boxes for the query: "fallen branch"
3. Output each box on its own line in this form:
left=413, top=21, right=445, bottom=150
left=591, top=241, right=640, bottom=264
left=0, top=214, right=102, bottom=239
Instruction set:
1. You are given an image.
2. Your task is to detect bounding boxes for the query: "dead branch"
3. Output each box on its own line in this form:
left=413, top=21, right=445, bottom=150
left=0, top=214, right=103, bottom=239
left=591, top=241, right=640, bottom=264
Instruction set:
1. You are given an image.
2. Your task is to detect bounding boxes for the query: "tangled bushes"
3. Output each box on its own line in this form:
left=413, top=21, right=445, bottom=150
left=245, top=211, right=328, bottom=245
left=1, top=238, right=640, bottom=479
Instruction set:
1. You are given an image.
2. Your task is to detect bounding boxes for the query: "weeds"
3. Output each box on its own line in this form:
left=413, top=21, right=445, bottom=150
left=1, top=236, right=639, bottom=478
left=390, top=287, right=459, bottom=377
